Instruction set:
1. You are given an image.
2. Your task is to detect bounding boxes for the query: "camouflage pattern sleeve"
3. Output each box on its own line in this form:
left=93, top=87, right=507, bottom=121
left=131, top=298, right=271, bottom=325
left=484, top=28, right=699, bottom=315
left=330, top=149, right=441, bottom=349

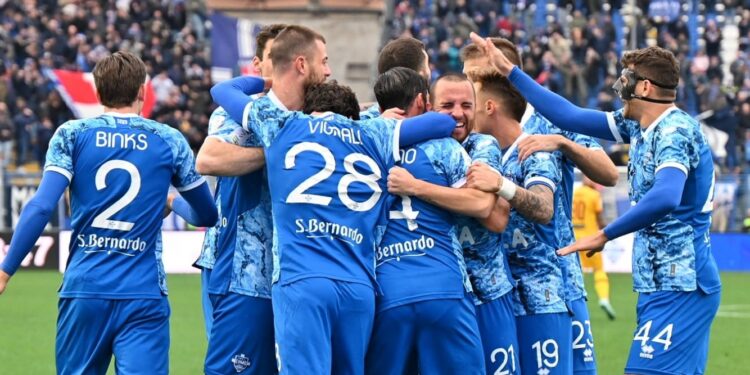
left=44, top=121, right=77, bottom=181
left=466, top=133, right=502, bottom=172
left=423, top=138, right=472, bottom=187
left=166, top=127, right=205, bottom=192
left=243, top=95, right=291, bottom=148
left=208, top=107, right=262, bottom=147
left=522, top=151, right=561, bottom=192
left=563, top=130, right=603, bottom=150
left=358, top=116, right=400, bottom=166
left=652, top=112, right=700, bottom=175
left=606, top=108, right=639, bottom=144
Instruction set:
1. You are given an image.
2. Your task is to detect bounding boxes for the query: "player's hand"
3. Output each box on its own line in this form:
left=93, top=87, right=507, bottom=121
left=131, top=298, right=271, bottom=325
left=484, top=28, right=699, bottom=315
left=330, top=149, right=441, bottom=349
left=466, top=162, right=502, bottom=193
left=556, top=230, right=609, bottom=258
left=517, top=134, right=567, bottom=161
left=0, top=270, right=10, bottom=295
left=163, top=194, right=176, bottom=218
left=468, top=32, right=515, bottom=76
left=387, top=166, right=419, bottom=196
left=381, top=107, right=405, bottom=120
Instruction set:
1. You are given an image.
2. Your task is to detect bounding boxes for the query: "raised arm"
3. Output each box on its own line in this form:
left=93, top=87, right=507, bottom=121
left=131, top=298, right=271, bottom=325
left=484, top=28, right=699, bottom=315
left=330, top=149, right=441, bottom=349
left=0, top=171, right=70, bottom=293
left=209, top=76, right=269, bottom=125
left=468, top=32, right=614, bottom=141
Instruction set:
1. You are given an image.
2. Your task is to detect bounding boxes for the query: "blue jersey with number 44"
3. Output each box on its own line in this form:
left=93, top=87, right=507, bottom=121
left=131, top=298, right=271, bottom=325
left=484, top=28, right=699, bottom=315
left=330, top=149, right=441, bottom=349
left=45, top=114, right=204, bottom=299
left=242, top=94, right=402, bottom=289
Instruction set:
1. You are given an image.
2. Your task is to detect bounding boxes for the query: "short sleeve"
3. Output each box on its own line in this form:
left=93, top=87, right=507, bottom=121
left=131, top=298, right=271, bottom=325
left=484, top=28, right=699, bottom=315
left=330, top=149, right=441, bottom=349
left=358, top=104, right=381, bottom=120
left=44, top=122, right=76, bottom=181
left=606, top=109, right=639, bottom=144
left=243, top=95, right=291, bottom=147
left=442, top=141, right=472, bottom=188
left=358, top=117, right=400, bottom=165
left=652, top=117, right=697, bottom=176
left=522, top=151, right=561, bottom=192
left=208, top=107, right=261, bottom=147
left=468, top=135, right=503, bottom=173
left=170, top=132, right=205, bottom=192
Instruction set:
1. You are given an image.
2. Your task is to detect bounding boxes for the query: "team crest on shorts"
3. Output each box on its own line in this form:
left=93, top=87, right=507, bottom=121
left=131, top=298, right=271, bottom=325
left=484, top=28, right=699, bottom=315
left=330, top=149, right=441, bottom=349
left=232, top=353, right=251, bottom=372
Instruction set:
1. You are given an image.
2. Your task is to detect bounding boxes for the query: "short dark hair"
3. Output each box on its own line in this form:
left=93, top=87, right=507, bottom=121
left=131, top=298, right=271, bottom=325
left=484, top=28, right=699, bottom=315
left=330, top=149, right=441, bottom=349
left=471, top=70, right=526, bottom=122
left=621, top=46, right=679, bottom=95
left=269, top=25, right=326, bottom=70
left=93, top=51, right=146, bottom=108
left=378, top=37, right=426, bottom=74
left=461, top=37, right=523, bottom=68
left=374, top=67, right=428, bottom=112
left=303, top=80, right=360, bottom=120
left=255, top=24, right=288, bottom=60
left=430, top=72, right=473, bottom=106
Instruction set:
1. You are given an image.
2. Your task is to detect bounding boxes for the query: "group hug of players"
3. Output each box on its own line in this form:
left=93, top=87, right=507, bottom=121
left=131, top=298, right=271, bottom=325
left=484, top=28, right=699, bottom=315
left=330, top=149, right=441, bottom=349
left=0, top=22, right=721, bottom=375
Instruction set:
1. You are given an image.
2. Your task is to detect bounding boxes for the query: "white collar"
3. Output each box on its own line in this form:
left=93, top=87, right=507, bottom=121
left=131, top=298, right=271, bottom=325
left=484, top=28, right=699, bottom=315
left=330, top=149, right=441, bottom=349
left=642, top=106, right=678, bottom=138
left=501, top=132, right=530, bottom=165
left=102, top=112, right=138, bottom=117
left=520, top=103, right=535, bottom=129
left=267, top=89, right=289, bottom=111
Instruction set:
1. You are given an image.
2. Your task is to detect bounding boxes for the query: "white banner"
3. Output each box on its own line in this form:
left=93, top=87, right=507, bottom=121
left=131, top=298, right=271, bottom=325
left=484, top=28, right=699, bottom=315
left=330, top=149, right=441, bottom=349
left=601, top=232, right=634, bottom=273
left=58, top=231, right=204, bottom=274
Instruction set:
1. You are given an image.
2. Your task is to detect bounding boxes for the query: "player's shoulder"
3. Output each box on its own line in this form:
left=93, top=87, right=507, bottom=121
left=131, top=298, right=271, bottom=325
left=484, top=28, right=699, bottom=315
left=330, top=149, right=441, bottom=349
left=56, top=116, right=112, bottom=133
left=465, top=132, right=500, bottom=149
left=654, top=108, right=700, bottom=135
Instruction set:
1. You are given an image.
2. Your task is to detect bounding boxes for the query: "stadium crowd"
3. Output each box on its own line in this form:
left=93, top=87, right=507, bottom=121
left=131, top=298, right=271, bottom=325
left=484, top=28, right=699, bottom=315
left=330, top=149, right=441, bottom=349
left=0, top=0, right=212, bottom=169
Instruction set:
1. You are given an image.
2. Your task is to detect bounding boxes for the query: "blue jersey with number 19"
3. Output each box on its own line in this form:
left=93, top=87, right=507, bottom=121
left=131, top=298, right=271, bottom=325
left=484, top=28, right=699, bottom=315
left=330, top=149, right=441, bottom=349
left=44, top=114, right=204, bottom=299
left=242, top=93, right=401, bottom=289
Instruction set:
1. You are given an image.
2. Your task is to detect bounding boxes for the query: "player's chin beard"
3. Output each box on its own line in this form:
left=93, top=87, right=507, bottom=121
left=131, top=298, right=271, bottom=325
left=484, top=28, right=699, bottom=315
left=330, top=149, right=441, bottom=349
left=303, top=71, right=325, bottom=90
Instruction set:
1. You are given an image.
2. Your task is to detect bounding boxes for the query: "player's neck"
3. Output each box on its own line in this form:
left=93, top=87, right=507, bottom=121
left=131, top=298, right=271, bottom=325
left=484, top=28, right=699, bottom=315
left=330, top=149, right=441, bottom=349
left=638, top=103, right=676, bottom=130
left=493, top=117, right=522, bottom=149
left=271, top=75, right=304, bottom=111
left=103, top=103, right=141, bottom=116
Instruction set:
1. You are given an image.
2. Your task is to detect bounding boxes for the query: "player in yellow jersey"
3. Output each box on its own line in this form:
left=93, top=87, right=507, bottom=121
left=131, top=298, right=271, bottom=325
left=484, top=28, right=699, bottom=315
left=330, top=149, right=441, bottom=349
left=573, top=175, right=616, bottom=319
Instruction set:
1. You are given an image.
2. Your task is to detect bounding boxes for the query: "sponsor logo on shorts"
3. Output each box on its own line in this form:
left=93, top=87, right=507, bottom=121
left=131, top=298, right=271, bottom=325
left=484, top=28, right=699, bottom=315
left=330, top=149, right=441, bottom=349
left=640, top=344, right=655, bottom=359
left=232, top=353, right=251, bottom=373
left=584, top=348, right=594, bottom=362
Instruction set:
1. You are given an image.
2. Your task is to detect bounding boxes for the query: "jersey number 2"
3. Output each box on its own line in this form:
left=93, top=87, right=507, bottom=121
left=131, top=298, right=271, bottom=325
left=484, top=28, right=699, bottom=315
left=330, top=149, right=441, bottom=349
left=92, top=160, right=141, bottom=231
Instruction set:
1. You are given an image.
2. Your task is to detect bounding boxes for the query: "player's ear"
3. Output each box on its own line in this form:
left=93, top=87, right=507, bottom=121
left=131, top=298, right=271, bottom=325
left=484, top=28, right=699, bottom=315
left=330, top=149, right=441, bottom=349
left=485, top=99, right=495, bottom=115
left=294, top=55, right=306, bottom=75
left=251, top=56, right=262, bottom=73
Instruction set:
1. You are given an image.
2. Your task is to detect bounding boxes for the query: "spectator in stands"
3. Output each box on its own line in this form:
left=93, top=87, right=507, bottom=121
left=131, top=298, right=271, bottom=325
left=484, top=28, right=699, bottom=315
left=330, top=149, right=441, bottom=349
left=12, top=98, right=38, bottom=168
left=0, top=102, right=12, bottom=168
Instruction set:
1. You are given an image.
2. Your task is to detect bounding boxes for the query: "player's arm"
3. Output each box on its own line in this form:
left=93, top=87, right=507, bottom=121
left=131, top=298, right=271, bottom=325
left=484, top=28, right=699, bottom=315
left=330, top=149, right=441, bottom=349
left=0, top=171, right=70, bottom=293
left=558, top=167, right=686, bottom=257
left=479, top=197, right=510, bottom=233
left=517, top=135, right=618, bottom=186
left=399, top=112, right=457, bottom=147
left=209, top=76, right=269, bottom=127
left=466, top=162, right=555, bottom=224
left=167, top=183, right=218, bottom=227
left=468, top=32, right=616, bottom=141
left=195, top=138, right=265, bottom=177
left=388, top=166, right=495, bottom=219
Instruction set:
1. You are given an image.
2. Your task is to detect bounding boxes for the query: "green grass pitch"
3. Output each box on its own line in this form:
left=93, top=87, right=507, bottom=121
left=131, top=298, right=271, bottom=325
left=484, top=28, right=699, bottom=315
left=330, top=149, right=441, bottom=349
left=1, top=272, right=748, bottom=373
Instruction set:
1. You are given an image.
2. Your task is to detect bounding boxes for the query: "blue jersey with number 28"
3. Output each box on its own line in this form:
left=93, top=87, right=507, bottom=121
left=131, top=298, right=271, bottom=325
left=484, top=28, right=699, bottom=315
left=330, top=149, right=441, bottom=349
left=241, top=94, right=403, bottom=290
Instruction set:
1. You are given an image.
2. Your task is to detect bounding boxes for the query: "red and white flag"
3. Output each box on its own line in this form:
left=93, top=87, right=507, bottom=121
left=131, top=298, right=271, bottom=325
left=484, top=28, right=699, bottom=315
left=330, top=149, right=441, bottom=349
left=45, top=69, right=156, bottom=119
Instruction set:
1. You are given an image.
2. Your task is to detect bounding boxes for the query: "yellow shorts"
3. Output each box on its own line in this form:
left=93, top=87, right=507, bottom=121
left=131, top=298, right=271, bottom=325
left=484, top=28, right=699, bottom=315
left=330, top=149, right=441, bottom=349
left=579, top=251, right=603, bottom=273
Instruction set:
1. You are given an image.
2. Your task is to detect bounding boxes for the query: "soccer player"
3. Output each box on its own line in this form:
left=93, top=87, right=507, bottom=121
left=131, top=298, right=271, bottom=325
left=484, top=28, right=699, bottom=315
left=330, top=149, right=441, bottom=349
left=191, top=23, right=286, bottom=375
left=366, top=67, right=497, bottom=374
left=463, top=38, right=619, bottom=374
left=573, top=176, right=616, bottom=320
left=360, top=36, right=432, bottom=119
left=0, top=51, right=217, bottom=374
left=472, top=32, right=722, bottom=375
left=465, top=69, right=573, bottom=375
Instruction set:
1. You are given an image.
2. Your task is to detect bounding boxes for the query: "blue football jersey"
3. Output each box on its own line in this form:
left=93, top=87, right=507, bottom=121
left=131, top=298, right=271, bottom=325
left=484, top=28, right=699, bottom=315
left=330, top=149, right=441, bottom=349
left=358, top=104, right=381, bottom=120
left=45, top=113, right=204, bottom=298
left=499, top=133, right=567, bottom=315
left=457, top=133, right=514, bottom=304
left=204, top=107, right=274, bottom=298
left=606, top=107, right=721, bottom=293
left=375, top=137, right=473, bottom=311
left=521, top=107, right=590, bottom=301
left=242, top=92, right=401, bottom=289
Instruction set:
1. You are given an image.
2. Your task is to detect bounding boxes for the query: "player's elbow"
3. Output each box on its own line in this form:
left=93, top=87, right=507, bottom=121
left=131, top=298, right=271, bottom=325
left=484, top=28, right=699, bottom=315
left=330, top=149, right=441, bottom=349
left=598, top=168, right=619, bottom=187
left=195, top=154, right=214, bottom=176
left=537, top=205, right=554, bottom=225
left=484, top=217, right=508, bottom=233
